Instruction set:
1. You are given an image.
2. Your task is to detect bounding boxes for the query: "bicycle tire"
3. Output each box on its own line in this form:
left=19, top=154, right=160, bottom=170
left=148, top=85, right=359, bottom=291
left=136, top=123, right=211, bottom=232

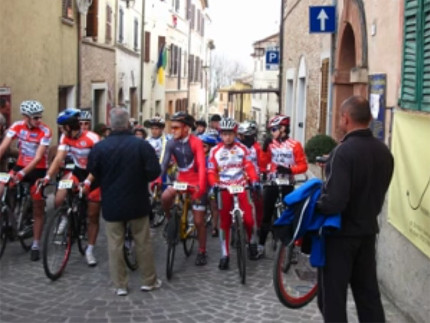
left=123, top=223, right=138, bottom=271
left=151, top=200, right=165, bottom=228
left=183, top=209, right=196, bottom=257
left=234, top=212, right=246, bottom=284
left=76, top=199, right=88, bottom=256
left=17, top=197, right=33, bottom=251
left=43, top=210, right=72, bottom=281
left=273, top=241, right=318, bottom=308
left=0, top=207, right=10, bottom=259
left=166, top=206, right=179, bottom=280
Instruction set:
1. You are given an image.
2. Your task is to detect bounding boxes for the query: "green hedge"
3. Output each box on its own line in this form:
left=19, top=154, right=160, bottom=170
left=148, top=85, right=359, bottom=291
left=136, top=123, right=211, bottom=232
left=304, top=134, right=337, bottom=163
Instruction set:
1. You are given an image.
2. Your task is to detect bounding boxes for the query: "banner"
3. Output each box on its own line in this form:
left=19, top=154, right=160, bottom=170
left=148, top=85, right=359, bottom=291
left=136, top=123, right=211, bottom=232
left=388, top=110, right=430, bottom=258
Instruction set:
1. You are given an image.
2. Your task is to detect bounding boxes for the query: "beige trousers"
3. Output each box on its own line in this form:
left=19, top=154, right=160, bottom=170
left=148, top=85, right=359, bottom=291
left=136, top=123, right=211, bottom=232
left=105, top=216, right=157, bottom=289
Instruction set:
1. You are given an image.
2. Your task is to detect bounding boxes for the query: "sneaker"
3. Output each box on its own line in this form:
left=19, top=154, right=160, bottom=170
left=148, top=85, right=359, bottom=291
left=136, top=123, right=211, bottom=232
left=115, top=288, right=128, bottom=296
left=141, top=278, right=162, bottom=292
left=56, top=216, right=68, bottom=235
left=17, top=225, right=33, bottom=239
left=85, top=251, right=97, bottom=267
left=195, top=251, right=207, bottom=266
left=218, top=256, right=229, bottom=270
left=257, top=244, right=265, bottom=259
left=249, top=243, right=260, bottom=260
left=30, top=248, right=40, bottom=261
left=211, top=227, right=219, bottom=238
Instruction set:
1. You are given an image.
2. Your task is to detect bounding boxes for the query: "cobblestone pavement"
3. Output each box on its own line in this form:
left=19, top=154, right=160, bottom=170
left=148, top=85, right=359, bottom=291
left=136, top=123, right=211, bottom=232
left=0, top=205, right=410, bottom=322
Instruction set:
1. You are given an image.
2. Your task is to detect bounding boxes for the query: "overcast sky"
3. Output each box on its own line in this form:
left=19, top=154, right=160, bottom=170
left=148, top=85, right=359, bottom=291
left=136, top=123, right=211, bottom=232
left=208, top=0, right=281, bottom=71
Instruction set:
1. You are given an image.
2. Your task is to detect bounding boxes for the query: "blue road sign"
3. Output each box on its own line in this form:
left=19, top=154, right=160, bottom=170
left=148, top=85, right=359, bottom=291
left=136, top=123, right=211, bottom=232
left=309, top=6, right=336, bottom=33
left=266, top=50, right=280, bottom=70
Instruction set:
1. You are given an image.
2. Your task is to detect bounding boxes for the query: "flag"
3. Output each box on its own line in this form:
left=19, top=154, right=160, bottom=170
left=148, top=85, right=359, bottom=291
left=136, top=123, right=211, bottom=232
left=157, top=44, right=167, bottom=85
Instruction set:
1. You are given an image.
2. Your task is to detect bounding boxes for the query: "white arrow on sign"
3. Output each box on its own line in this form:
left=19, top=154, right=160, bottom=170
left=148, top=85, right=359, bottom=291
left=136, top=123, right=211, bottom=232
left=317, top=9, right=329, bottom=31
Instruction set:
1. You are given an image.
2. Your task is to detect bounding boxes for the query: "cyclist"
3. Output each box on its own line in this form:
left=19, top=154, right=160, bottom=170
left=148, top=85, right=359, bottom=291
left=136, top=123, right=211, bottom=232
left=194, top=119, right=207, bottom=136
left=257, top=115, right=308, bottom=258
left=144, top=116, right=171, bottom=163
left=207, top=118, right=260, bottom=270
left=40, top=108, right=101, bottom=266
left=79, top=110, right=92, bottom=131
left=157, top=112, right=208, bottom=266
left=0, top=100, right=52, bottom=261
left=198, top=132, right=220, bottom=237
left=133, top=125, right=147, bottom=139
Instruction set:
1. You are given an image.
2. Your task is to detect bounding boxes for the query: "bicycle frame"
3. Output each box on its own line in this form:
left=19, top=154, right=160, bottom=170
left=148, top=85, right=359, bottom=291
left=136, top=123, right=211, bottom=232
left=172, top=182, right=195, bottom=240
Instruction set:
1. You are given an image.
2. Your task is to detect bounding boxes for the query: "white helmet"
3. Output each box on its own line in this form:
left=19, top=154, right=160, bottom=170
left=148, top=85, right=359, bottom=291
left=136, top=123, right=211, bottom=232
left=219, top=118, right=238, bottom=132
left=79, top=110, right=92, bottom=121
left=238, top=121, right=257, bottom=136
left=20, top=100, right=44, bottom=116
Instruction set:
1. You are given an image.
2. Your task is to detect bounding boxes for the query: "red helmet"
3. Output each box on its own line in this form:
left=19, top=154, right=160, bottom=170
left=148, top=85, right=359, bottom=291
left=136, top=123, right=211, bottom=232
left=268, top=114, right=289, bottom=128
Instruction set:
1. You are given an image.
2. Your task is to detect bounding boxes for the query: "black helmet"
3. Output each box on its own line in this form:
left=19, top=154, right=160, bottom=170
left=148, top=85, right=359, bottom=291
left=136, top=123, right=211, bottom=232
left=144, top=116, right=166, bottom=128
left=195, top=119, right=207, bottom=127
left=210, top=114, right=221, bottom=122
left=170, top=111, right=195, bottom=128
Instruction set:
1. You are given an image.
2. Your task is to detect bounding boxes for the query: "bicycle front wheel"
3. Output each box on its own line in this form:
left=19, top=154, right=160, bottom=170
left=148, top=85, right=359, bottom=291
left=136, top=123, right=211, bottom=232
left=166, top=207, right=179, bottom=280
left=43, top=210, right=72, bottom=281
left=273, top=241, right=318, bottom=308
left=183, top=209, right=196, bottom=257
left=123, top=223, right=138, bottom=271
left=0, top=207, right=11, bottom=259
left=234, top=212, right=246, bottom=284
left=76, top=200, right=88, bottom=256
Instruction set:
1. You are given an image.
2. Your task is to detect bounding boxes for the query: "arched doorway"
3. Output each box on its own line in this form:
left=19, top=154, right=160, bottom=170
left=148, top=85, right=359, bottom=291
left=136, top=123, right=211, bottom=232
left=332, top=0, right=368, bottom=139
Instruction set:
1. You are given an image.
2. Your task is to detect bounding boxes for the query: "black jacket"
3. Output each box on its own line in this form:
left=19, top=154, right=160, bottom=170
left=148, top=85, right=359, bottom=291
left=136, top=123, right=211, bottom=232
left=87, top=130, right=161, bottom=222
left=317, top=129, right=394, bottom=236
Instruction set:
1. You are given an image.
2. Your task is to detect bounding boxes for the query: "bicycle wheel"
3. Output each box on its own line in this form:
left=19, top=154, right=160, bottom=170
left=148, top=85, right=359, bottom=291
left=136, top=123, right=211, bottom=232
left=273, top=241, right=318, bottom=308
left=151, top=200, right=165, bottom=228
left=0, top=207, right=10, bottom=259
left=76, top=199, right=88, bottom=256
left=43, top=209, right=72, bottom=281
left=166, top=207, right=179, bottom=280
left=17, top=197, right=33, bottom=251
left=234, top=212, right=246, bottom=284
left=123, top=223, right=138, bottom=271
left=183, top=209, right=196, bottom=257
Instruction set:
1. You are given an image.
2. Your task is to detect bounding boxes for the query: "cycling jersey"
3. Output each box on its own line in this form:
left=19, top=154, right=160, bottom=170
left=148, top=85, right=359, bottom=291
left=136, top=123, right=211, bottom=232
left=207, top=141, right=258, bottom=188
left=160, top=134, right=207, bottom=199
left=263, top=138, right=308, bottom=175
left=58, top=130, right=100, bottom=169
left=147, top=134, right=171, bottom=163
left=6, top=120, right=52, bottom=169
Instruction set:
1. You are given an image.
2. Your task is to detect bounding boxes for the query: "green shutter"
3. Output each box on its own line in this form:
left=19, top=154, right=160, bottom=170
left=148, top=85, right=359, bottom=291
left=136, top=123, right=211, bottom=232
left=421, top=0, right=430, bottom=111
left=400, top=0, right=419, bottom=109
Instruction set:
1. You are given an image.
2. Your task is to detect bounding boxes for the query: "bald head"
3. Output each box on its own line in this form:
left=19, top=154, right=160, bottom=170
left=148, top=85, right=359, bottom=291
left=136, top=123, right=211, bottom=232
left=341, top=96, right=372, bottom=125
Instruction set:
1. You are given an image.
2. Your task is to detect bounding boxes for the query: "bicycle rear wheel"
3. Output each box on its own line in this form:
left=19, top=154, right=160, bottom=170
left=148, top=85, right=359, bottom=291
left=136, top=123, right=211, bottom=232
left=183, top=209, right=196, bottom=257
left=0, top=207, right=11, bottom=259
left=43, top=209, right=72, bottom=281
left=273, top=241, right=318, bottom=308
left=123, top=223, right=138, bottom=271
left=166, top=207, right=179, bottom=280
left=234, top=212, right=246, bottom=284
left=17, top=197, right=33, bottom=251
left=76, top=200, right=88, bottom=256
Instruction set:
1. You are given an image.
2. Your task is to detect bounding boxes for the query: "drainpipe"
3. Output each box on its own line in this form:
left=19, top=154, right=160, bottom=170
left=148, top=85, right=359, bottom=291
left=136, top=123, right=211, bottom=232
left=327, top=0, right=338, bottom=135
left=139, top=0, right=145, bottom=121
left=278, top=0, right=285, bottom=113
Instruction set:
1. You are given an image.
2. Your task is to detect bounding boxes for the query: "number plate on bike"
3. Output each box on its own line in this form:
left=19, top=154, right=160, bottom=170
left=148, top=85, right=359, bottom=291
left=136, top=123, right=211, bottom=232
left=173, top=182, right=188, bottom=191
left=0, top=172, right=11, bottom=183
left=58, top=179, right=74, bottom=189
left=228, top=185, right=244, bottom=194
left=275, top=178, right=290, bottom=186
left=65, top=163, right=75, bottom=170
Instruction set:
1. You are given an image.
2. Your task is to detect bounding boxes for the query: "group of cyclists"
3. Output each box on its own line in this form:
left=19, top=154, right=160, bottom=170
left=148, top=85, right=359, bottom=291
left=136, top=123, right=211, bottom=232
left=0, top=99, right=308, bottom=273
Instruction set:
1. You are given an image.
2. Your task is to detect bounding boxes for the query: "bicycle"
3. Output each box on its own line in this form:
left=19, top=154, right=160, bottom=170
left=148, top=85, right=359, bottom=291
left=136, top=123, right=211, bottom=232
left=123, top=222, right=138, bottom=271
left=272, top=181, right=318, bottom=309
left=0, top=172, right=34, bottom=259
left=219, top=184, right=249, bottom=285
left=165, top=181, right=197, bottom=280
left=42, top=179, right=88, bottom=280
left=150, top=184, right=165, bottom=228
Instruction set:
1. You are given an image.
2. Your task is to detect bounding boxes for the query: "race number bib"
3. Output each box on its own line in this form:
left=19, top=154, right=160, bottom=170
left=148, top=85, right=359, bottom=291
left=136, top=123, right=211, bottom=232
left=0, top=172, right=10, bottom=183
left=173, top=181, right=188, bottom=191
left=228, top=185, right=244, bottom=194
left=58, top=179, right=74, bottom=189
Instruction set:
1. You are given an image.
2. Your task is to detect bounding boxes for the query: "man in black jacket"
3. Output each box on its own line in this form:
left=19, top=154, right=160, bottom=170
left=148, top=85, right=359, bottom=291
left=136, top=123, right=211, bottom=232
left=86, top=108, right=161, bottom=296
left=317, top=96, right=394, bottom=322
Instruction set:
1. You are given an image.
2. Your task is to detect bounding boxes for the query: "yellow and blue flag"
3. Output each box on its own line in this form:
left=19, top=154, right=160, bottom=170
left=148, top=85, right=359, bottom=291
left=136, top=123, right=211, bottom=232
left=157, top=44, right=167, bottom=85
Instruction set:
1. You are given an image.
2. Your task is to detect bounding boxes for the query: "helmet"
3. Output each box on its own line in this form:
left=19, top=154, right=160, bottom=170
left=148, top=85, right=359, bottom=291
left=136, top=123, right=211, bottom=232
left=20, top=100, right=44, bottom=116
left=170, top=111, right=195, bottom=128
left=57, top=108, right=81, bottom=126
left=210, top=114, right=221, bottom=122
left=79, top=110, right=92, bottom=121
left=205, top=128, right=219, bottom=138
left=268, top=114, right=289, bottom=128
left=219, top=118, right=238, bottom=132
left=198, top=134, right=217, bottom=146
left=143, top=116, right=166, bottom=128
left=238, top=121, right=257, bottom=136
left=133, top=125, right=147, bottom=135
left=195, top=119, right=207, bottom=127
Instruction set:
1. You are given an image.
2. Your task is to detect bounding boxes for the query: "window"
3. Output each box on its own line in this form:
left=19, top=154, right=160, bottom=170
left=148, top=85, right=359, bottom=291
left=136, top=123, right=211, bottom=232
left=106, top=5, right=112, bottom=43
left=189, top=54, right=194, bottom=82
left=62, top=0, right=73, bottom=20
left=118, top=8, right=124, bottom=43
left=197, top=10, right=201, bottom=32
left=134, top=19, right=139, bottom=50
left=86, top=0, right=98, bottom=39
left=175, top=0, right=180, bottom=12
left=400, top=0, right=430, bottom=111
left=201, top=17, right=205, bottom=36
left=144, top=32, right=151, bottom=62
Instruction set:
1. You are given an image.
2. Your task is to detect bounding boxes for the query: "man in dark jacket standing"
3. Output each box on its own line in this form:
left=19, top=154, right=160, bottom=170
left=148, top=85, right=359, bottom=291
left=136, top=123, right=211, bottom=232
left=86, top=108, right=161, bottom=296
left=317, top=96, right=394, bottom=322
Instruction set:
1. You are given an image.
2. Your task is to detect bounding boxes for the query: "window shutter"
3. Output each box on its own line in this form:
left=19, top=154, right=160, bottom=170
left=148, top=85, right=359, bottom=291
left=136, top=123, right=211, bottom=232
left=191, top=5, right=195, bottom=29
left=201, top=17, right=205, bottom=36
left=119, top=8, right=124, bottom=42
left=169, top=44, right=173, bottom=75
left=197, top=10, right=201, bottom=32
left=421, top=0, right=430, bottom=111
left=186, top=0, right=191, bottom=19
left=86, top=0, right=99, bottom=39
left=144, top=32, right=151, bottom=63
left=319, top=59, right=329, bottom=134
left=134, top=19, right=139, bottom=50
left=106, top=5, right=112, bottom=43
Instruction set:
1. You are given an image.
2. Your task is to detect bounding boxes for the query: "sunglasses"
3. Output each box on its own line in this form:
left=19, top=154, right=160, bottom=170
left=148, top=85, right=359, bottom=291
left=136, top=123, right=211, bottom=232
left=80, top=121, right=90, bottom=126
left=31, top=116, right=42, bottom=120
left=271, top=126, right=280, bottom=132
left=171, top=125, right=183, bottom=130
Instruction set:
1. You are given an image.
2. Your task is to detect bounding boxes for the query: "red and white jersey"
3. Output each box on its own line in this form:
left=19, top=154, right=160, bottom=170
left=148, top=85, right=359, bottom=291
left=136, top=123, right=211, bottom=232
left=6, top=120, right=52, bottom=169
left=58, top=130, right=100, bottom=169
left=264, top=138, right=308, bottom=175
left=208, top=142, right=258, bottom=188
